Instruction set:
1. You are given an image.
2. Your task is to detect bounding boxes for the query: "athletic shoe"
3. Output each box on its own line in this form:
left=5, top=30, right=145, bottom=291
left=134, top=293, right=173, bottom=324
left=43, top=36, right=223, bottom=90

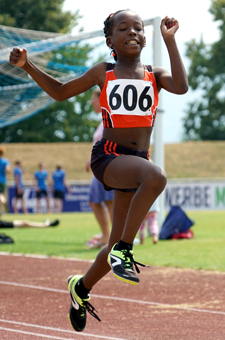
left=67, top=275, right=100, bottom=332
left=108, top=243, right=147, bottom=285
left=49, top=219, right=60, bottom=227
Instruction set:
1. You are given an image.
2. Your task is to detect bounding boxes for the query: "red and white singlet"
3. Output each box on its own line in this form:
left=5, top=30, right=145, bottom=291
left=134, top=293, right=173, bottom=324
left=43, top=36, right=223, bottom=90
left=100, top=63, right=159, bottom=128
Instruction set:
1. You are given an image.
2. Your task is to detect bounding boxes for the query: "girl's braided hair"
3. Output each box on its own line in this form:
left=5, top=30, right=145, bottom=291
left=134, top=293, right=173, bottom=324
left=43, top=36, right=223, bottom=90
left=103, top=10, right=128, bottom=61
left=103, top=9, right=144, bottom=61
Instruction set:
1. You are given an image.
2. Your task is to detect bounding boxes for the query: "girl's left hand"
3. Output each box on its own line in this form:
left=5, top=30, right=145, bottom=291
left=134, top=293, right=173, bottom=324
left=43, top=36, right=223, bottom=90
left=161, top=16, right=179, bottom=38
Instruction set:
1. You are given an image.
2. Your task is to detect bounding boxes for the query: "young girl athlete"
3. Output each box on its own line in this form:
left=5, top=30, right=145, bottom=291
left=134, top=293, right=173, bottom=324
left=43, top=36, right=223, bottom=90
left=9, top=10, right=188, bottom=332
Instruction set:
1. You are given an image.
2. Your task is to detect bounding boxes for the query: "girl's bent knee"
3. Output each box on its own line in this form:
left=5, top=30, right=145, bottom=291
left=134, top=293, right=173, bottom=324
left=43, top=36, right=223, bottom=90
left=160, top=169, right=167, bottom=188
left=159, top=171, right=167, bottom=192
left=155, top=167, right=167, bottom=181
left=149, top=168, right=167, bottom=193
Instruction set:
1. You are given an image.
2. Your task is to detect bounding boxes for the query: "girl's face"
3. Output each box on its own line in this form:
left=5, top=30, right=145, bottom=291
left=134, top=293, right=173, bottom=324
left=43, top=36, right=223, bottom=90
left=107, top=11, right=146, bottom=58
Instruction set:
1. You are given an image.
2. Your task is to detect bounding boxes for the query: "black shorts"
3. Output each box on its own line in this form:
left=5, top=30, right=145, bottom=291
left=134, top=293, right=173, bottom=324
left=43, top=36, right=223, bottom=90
left=0, top=220, right=14, bottom=228
left=15, top=188, right=23, bottom=198
left=91, top=138, right=150, bottom=191
left=36, top=189, right=48, bottom=198
left=54, top=190, right=64, bottom=199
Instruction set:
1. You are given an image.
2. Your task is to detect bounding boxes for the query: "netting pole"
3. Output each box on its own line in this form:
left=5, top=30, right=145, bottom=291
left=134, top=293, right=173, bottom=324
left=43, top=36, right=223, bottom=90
left=152, top=16, right=165, bottom=229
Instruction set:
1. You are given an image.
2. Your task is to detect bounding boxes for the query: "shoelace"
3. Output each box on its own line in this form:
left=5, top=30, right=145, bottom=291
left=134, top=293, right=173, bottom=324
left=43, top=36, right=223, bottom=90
left=86, top=301, right=101, bottom=322
left=122, top=249, right=149, bottom=273
left=73, top=290, right=101, bottom=322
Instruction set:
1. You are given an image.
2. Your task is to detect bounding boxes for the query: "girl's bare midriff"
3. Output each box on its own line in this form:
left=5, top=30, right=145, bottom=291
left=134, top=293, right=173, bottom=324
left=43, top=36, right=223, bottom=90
left=103, top=126, right=153, bottom=150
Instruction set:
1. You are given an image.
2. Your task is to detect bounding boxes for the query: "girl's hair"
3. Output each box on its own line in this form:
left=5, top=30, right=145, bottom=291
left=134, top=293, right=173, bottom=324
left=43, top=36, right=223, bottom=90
left=103, top=10, right=127, bottom=38
left=103, top=9, right=144, bottom=62
left=103, top=9, right=129, bottom=62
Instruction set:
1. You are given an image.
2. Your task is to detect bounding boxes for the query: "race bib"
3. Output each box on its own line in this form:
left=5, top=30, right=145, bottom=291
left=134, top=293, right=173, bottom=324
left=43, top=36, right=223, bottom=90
left=106, top=79, right=154, bottom=116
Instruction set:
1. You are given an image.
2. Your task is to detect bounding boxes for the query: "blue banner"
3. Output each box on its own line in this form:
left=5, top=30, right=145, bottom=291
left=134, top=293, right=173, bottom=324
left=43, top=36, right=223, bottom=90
left=8, top=185, right=92, bottom=213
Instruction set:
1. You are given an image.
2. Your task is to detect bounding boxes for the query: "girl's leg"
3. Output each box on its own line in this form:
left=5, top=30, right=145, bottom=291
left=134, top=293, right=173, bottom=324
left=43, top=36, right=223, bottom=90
left=105, top=200, right=113, bottom=222
left=69, top=156, right=166, bottom=302
left=82, top=190, right=134, bottom=290
left=103, top=155, right=167, bottom=244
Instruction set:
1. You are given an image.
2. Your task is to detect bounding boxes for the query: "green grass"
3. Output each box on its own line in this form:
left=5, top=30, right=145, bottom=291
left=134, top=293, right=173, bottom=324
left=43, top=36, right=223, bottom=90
left=1, top=210, right=225, bottom=272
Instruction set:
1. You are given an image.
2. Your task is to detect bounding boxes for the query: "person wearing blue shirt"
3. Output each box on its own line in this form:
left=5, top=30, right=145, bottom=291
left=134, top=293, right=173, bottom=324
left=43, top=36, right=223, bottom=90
left=34, top=163, right=50, bottom=213
left=0, top=146, right=10, bottom=215
left=13, top=160, right=27, bottom=213
left=51, top=165, right=71, bottom=212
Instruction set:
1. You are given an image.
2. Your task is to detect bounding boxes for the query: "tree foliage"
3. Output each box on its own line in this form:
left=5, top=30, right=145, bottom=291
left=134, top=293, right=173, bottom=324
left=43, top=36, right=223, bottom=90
left=183, top=0, right=225, bottom=140
left=0, top=0, right=102, bottom=143
left=0, top=95, right=98, bottom=143
left=0, top=43, right=101, bottom=143
left=0, top=0, right=79, bottom=33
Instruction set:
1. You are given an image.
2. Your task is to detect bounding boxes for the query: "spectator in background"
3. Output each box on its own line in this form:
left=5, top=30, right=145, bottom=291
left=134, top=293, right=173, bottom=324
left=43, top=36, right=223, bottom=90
left=138, top=199, right=159, bottom=244
left=0, top=218, right=60, bottom=228
left=13, top=160, right=27, bottom=213
left=51, top=165, right=71, bottom=212
left=0, top=146, right=10, bottom=215
left=85, top=88, right=113, bottom=249
left=34, top=162, right=50, bottom=213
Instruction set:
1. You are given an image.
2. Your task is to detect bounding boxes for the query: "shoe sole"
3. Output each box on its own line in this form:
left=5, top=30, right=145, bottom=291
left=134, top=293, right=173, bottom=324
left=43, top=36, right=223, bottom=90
left=67, top=275, right=86, bottom=332
left=107, top=255, right=139, bottom=285
left=112, top=271, right=139, bottom=285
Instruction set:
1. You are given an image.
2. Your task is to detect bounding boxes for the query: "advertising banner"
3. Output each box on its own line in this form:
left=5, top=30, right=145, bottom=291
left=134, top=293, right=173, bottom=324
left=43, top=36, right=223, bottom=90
left=165, top=180, right=225, bottom=211
left=8, top=184, right=92, bottom=213
left=8, top=179, right=225, bottom=213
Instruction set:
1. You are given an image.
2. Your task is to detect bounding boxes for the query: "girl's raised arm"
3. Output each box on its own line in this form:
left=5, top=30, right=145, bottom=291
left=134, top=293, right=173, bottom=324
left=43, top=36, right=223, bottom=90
left=9, top=47, right=105, bottom=101
left=154, top=17, right=188, bottom=95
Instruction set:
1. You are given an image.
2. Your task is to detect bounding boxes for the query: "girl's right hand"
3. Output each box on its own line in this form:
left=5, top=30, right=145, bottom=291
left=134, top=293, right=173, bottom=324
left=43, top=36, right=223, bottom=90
left=9, top=47, right=27, bottom=67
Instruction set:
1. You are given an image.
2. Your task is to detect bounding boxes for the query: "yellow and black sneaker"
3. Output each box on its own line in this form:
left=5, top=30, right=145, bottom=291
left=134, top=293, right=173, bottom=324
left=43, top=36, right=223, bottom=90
left=108, top=243, right=147, bottom=285
left=67, top=275, right=100, bottom=332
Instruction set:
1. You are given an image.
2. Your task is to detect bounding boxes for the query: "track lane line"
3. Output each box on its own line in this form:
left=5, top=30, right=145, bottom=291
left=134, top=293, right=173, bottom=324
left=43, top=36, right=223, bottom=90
left=0, top=320, right=129, bottom=340
left=0, top=280, right=225, bottom=316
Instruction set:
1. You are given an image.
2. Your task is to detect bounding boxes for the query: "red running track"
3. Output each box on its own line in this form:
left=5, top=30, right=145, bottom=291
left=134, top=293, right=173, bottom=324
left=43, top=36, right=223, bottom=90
left=0, top=253, right=225, bottom=340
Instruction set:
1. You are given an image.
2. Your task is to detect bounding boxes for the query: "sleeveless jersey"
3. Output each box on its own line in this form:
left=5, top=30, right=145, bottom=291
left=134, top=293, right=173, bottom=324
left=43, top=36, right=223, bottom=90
left=100, top=63, right=159, bottom=128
